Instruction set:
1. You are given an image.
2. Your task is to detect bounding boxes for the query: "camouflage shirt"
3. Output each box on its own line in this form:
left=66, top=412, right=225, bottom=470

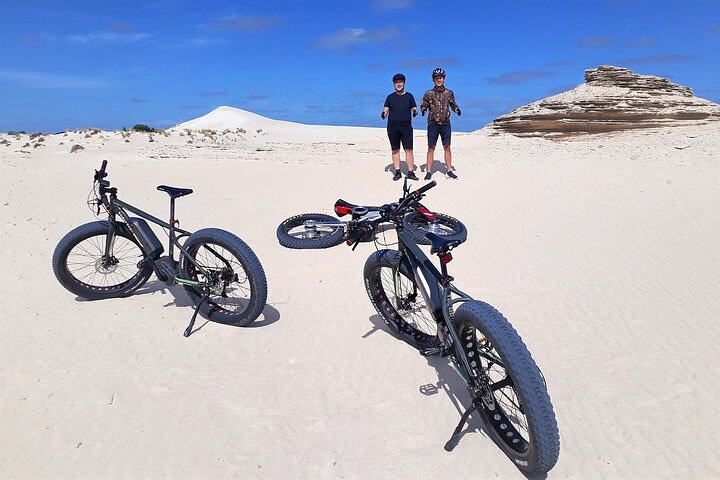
left=420, top=86, right=460, bottom=125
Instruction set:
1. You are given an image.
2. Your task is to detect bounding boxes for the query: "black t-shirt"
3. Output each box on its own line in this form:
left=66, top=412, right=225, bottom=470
left=384, top=92, right=417, bottom=124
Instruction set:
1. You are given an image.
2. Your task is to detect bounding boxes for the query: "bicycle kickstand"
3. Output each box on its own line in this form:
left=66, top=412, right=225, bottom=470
left=184, top=293, right=210, bottom=337
left=444, top=397, right=483, bottom=451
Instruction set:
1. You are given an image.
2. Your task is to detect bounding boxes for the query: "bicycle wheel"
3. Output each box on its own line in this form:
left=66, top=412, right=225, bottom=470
left=180, top=228, right=267, bottom=326
left=402, top=212, right=467, bottom=245
left=363, top=249, right=438, bottom=349
left=452, top=300, right=560, bottom=474
left=52, top=221, right=152, bottom=300
left=277, top=213, right=345, bottom=249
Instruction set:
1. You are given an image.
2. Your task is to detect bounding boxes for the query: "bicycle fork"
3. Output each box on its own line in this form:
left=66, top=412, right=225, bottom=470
left=102, top=224, right=118, bottom=269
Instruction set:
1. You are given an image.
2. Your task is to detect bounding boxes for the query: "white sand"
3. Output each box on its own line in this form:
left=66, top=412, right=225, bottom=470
left=1, top=117, right=718, bottom=479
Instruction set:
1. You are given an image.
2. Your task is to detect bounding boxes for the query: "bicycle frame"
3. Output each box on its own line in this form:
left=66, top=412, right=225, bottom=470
left=394, top=228, right=479, bottom=385
left=100, top=192, right=213, bottom=285
left=300, top=201, right=439, bottom=232
left=111, top=197, right=192, bottom=259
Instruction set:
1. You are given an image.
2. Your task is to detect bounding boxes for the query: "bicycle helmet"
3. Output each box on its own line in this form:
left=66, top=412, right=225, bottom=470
left=392, top=73, right=406, bottom=82
left=432, top=68, right=446, bottom=78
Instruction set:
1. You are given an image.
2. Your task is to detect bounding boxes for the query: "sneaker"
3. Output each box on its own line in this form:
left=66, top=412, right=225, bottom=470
left=447, top=170, right=458, bottom=179
left=424, top=172, right=432, bottom=180
left=406, top=170, right=419, bottom=181
left=392, top=170, right=402, bottom=181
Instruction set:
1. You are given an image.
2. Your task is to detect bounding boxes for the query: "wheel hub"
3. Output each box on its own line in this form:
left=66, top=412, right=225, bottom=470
left=301, top=221, right=321, bottom=238
left=95, top=256, right=118, bottom=274
left=208, top=268, right=236, bottom=296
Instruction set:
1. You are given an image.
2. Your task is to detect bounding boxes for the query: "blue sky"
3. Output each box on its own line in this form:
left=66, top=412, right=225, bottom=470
left=1, top=0, right=718, bottom=132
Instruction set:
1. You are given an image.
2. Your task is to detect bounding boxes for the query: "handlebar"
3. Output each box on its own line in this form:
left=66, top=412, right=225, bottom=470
left=94, top=160, right=108, bottom=182
left=414, top=180, right=437, bottom=196
left=395, top=180, right=436, bottom=213
left=345, top=181, right=437, bottom=250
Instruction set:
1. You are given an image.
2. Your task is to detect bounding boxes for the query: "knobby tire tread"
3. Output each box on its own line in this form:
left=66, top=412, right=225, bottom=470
left=454, top=300, right=560, bottom=474
left=277, top=213, right=345, bottom=249
left=52, top=221, right=152, bottom=300
left=402, top=212, right=467, bottom=245
left=363, top=249, right=438, bottom=349
left=181, top=228, right=267, bottom=327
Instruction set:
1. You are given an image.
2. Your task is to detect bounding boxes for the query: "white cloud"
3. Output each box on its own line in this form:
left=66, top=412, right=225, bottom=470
left=313, top=27, right=398, bottom=53
left=0, top=70, right=110, bottom=89
left=179, top=37, right=222, bottom=47
left=68, top=31, right=149, bottom=44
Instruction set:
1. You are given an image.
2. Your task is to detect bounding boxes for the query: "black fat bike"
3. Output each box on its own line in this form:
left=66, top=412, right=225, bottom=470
left=277, top=180, right=560, bottom=474
left=277, top=189, right=467, bottom=249
left=52, top=160, right=268, bottom=336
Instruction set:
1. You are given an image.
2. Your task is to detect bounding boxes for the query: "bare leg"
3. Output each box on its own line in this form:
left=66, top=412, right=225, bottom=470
left=391, top=149, right=401, bottom=171
left=426, top=146, right=435, bottom=173
left=444, top=145, right=452, bottom=171
left=405, top=149, right=415, bottom=171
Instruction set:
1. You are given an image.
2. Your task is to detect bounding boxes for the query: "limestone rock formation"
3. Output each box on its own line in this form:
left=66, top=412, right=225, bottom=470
left=491, top=65, right=720, bottom=137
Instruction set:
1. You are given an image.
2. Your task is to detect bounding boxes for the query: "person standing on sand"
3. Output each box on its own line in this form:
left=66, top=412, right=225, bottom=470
left=382, top=73, right=419, bottom=181
left=420, top=67, right=461, bottom=179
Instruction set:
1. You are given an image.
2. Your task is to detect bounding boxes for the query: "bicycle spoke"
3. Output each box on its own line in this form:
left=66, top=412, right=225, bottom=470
left=186, top=242, right=254, bottom=316
left=65, top=234, right=144, bottom=289
left=378, top=267, right=436, bottom=337
left=461, top=324, right=532, bottom=444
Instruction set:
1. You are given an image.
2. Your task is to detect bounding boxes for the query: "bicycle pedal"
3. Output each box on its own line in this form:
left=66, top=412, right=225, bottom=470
left=419, top=383, right=439, bottom=396
left=420, top=346, right=442, bottom=357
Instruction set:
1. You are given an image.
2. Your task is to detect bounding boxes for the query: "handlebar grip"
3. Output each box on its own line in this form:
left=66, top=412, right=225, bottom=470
left=93, top=160, right=110, bottom=186
left=414, top=180, right=437, bottom=196
left=95, top=160, right=108, bottom=181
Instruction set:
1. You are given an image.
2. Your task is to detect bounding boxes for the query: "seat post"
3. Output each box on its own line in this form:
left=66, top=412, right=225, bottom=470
left=440, top=258, right=449, bottom=278
left=169, top=197, right=176, bottom=224
left=168, top=197, right=177, bottom=257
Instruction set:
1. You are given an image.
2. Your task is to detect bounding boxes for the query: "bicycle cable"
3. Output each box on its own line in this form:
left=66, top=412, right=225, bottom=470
left=86, top=182, right=105, bottom=219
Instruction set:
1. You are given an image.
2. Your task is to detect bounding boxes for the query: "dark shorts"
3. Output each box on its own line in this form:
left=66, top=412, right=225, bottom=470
left=428, top=124, right=451, bottom=147
left=387, top=122, right=413, bottom=150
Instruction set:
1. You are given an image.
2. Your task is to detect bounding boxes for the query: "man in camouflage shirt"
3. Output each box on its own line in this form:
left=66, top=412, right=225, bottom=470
left=420, top=67, right=461, bottom=179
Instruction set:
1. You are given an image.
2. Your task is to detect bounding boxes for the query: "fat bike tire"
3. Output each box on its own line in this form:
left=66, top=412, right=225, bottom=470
left=277, top=213, right=345, bottom=249
left=180, top=228, right=267, bottom=326
left=52, top=221, right=152, bottom=300
left=453, top=300, right=560, bottom=474
left=363, top=249, right=438, bottom=349
left=402, top=212, right=467, bottom=245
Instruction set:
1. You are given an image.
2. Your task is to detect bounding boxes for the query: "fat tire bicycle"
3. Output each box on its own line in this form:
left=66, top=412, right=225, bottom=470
left=278, top=180, right=560, bottom=474
left=277, top=188, right=466, bottom=250
left=52, top=160, right=268, bottom=336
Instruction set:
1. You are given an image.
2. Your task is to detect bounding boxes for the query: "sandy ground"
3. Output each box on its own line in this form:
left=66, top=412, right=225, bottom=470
left=0, top=122, right=718, bottom=479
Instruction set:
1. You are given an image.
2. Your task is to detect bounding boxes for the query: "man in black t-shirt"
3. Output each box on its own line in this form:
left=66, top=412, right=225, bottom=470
left=382, top=73, right=418, bottom=181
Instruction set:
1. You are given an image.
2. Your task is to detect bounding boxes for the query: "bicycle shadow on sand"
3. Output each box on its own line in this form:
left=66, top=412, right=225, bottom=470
left=364, top=314, right=546, bottom=480
left=363, top=315, right=484, bottom=439
left=74, top=280, right=280, bottom=333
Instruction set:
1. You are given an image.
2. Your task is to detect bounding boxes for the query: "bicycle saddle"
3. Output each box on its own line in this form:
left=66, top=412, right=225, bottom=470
left=157, top=185, right=193, bottom=198
left=334, top=199, right=356, bottom=216
left=426, top=232, right=464, bottom=254
left=334, top=199, right=377, bottom=218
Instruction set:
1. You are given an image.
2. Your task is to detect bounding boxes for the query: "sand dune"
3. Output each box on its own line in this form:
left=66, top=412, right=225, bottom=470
left=0, top=121, right=718, bottom=479
left=172, top=106, right=384, bottom=143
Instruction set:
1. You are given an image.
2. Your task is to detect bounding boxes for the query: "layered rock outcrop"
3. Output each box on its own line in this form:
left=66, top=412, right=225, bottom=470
left=491, top=66, right=720, bottom=137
